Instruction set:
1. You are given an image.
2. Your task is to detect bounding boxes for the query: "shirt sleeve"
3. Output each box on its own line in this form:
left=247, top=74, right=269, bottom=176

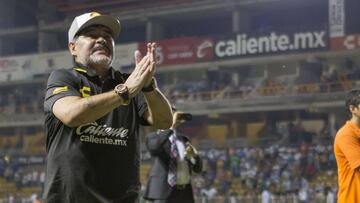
left=134, top=91, right=149, bottom=126
left=337, top=132, right=360, bottom=170
left=44, top=69, right=81, bottom=113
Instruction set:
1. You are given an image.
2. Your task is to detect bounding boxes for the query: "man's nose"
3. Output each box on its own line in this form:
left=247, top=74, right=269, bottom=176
left=96, top=37, right=106, bottom=44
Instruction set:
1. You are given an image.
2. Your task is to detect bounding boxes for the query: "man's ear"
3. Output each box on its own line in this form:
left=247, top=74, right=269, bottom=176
left=68, top=42, right=76, bottom=57
left=349, top=105, right=356, bottom=113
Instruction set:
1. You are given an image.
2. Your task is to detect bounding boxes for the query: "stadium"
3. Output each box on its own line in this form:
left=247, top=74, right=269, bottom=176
left=0, top=0, right=359, bottom=202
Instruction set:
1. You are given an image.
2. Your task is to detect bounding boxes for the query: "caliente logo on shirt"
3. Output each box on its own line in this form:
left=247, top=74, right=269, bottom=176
left=76, top=122, right=129, bottom=146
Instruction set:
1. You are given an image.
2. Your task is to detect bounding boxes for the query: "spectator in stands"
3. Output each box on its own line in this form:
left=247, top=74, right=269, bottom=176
left=201, top=182, right=217, bottom=203
left=143, top=108, right=202, bottom=203
left=192, top=174, right=206, bottom=197
left=325, top=186, right=335, bottom=203
left=343, top=58, right=357, bottom=81
left=228, top=147, right=239, bottom=177
left=43, top=12, right=172, bottom=203
left=261, top=186, right=272, bottom=203
left=228, top=191, right=238, bottom=203
left=334, top=89, right=360, bottom=203
left=298, top=187, right=309, bottom=203
left=0, top=157, right=5, bottom=177
left=30, top=193, right=41, bottom=203
left=39, top=170, right=45, bottom=193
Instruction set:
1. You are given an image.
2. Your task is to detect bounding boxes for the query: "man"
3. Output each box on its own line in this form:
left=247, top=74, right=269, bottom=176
left=334, top=89, right=360, bottom=203
left=43, top=12, right=172, bottom=203
left=143, top=109, right=202, bottom=203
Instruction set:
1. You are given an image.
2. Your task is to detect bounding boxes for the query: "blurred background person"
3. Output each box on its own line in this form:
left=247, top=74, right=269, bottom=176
left=334, top=89, right=360, bottom=203
left=143, top=108, right=202, bottom=203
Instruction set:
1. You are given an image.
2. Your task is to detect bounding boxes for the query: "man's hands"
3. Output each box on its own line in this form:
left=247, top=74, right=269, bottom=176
left=128, top=42, right=172, bottom=128
left=143, top=43, right=157, bottom=88
left=185, top=142, right=199, bottom=161
left=124, top=43, right=157, bottom=98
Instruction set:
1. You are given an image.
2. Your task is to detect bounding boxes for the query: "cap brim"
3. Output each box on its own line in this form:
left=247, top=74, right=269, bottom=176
left=77, top=15, right=121, bottom=39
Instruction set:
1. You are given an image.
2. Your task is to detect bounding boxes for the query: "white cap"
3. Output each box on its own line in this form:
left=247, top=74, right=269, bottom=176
left=68, top=12, right=121, bottom=43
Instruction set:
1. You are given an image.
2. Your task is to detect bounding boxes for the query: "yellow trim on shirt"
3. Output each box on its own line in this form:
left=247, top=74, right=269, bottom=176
left=80, top=86, right=91, bottom=97
left=74, top=68, right=87, bottom=73
left=53, top=86, right=68, bottom=95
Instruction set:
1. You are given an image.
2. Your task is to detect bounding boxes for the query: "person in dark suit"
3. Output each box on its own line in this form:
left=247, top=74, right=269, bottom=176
left=143, top=108, right=202, bottom=203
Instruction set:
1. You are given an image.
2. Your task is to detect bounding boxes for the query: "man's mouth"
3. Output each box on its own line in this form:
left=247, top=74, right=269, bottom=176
left=92, top=46, right=110, bottom=55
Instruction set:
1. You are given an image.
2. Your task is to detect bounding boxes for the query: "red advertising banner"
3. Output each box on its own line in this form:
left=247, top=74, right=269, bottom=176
left=139, top=37, right=213, bottom=66
left=330, top=34, right=360, bottom=50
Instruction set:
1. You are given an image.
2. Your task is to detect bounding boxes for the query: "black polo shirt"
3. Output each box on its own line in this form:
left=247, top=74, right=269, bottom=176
left=43, top=65, right=148, bottom=203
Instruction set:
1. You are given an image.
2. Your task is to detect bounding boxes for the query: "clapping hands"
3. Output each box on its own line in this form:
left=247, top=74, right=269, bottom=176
left=125, top=42, right=157, bottom=98
left=185, top=142, right=198, bottom=159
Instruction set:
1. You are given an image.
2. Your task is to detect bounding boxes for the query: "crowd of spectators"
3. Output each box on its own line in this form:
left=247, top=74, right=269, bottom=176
left=0, top=153, right=45, bottom=203
left=0, top=83, right=45, bottom=115
left=163, top=58, right=360, bottom=103
left=189, top=143, right=337, bottom=203
left=0, top=156, right=45, bottom=189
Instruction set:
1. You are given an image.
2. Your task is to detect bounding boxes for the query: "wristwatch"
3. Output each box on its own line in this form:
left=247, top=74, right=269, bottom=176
left=142, top=77, right=157, bottom=92
left=114, top=84, right=130, bottom=105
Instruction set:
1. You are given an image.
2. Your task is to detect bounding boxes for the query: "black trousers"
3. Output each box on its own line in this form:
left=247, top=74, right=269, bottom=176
left=153, top=184, right=194, bottom=203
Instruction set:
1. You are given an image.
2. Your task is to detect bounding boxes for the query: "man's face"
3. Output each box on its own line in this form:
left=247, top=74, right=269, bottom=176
left=69, top=25, right=115, bottom=68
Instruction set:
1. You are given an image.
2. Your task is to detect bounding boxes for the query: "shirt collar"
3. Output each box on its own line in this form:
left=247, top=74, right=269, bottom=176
left=170, top=130, right=177, bottom=142
left=73, top=62, right=117, bottom=79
